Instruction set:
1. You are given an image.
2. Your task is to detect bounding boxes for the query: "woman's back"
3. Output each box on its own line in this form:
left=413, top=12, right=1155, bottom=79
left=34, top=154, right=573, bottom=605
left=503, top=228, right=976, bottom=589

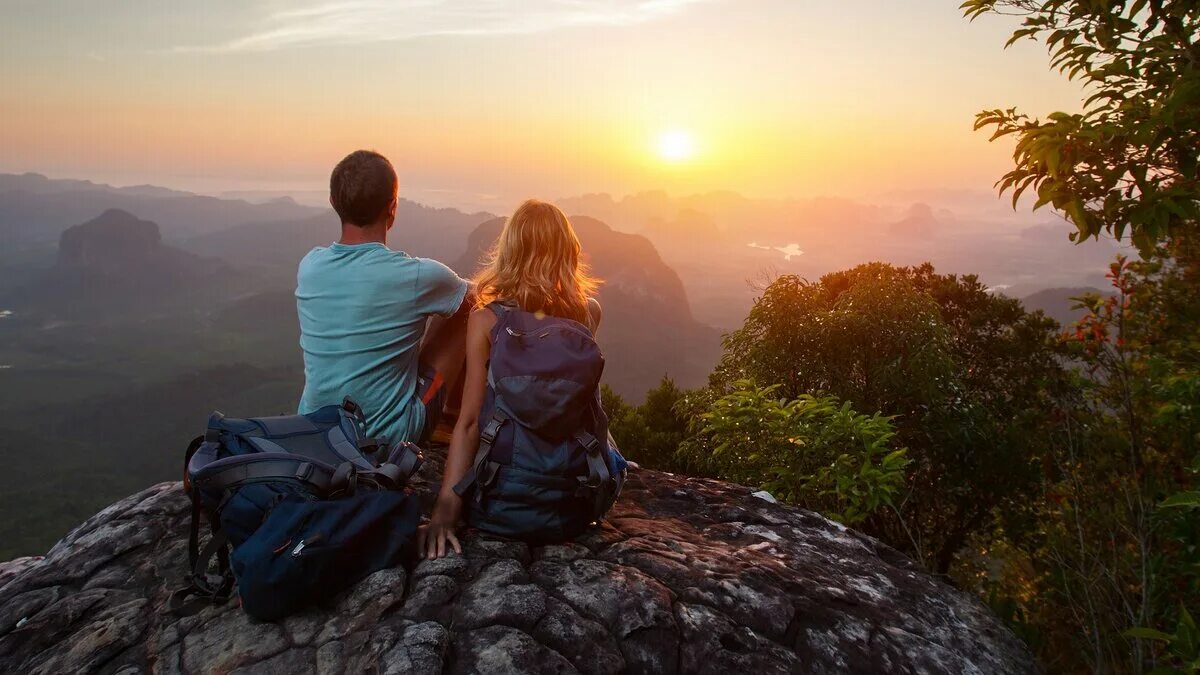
left=419, top=199, right=619, bottom=557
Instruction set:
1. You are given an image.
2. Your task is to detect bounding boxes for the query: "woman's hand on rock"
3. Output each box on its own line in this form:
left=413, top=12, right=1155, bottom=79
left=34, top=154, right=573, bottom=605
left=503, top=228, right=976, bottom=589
left=418, top=493, right=463, bottom=559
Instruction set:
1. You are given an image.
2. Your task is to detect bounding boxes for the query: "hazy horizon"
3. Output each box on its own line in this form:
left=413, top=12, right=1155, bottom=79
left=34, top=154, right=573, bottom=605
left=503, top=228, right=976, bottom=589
left=1, top=167, right=1077, bottom=236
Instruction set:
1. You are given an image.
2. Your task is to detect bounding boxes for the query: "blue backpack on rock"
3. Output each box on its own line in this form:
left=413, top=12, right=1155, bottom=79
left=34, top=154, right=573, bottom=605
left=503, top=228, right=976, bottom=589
left=453, top=301, right=627, bottom=542
left=170, top=397, right=424, bottom=620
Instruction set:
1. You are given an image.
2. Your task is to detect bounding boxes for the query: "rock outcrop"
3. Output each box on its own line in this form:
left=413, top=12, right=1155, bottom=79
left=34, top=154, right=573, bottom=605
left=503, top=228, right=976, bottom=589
left=55, top=209, right=221, bottom=283
left=0, top=449, right=1036, bottom=674
left=3, top=208, right=238, bottom=319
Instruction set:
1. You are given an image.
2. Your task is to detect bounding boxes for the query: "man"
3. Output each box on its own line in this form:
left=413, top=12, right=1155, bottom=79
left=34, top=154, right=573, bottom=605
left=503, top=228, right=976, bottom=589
left=296, top=149, right=471, bottom=447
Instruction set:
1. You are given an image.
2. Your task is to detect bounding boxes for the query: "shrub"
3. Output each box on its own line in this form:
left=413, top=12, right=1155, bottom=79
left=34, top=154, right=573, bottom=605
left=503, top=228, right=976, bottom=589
left=681, top=380, right=908, bottom=525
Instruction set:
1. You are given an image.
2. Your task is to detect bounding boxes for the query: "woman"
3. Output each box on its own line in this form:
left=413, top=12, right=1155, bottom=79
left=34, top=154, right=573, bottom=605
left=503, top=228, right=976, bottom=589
left=417, top=199, right=611, bottom=559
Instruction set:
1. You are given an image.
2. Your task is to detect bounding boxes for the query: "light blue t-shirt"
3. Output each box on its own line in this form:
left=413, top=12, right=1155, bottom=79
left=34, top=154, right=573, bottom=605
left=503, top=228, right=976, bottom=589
left=296, top=242, right=469, bottom=444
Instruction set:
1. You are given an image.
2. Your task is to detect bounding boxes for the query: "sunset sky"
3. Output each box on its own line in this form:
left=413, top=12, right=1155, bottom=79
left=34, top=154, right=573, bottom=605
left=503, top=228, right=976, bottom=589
left=0, top=1, right=1084, bottom=210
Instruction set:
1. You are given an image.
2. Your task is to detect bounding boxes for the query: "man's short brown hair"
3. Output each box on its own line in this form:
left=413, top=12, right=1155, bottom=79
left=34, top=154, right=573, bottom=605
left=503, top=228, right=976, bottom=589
left=330, top=150, right=398, bottom=227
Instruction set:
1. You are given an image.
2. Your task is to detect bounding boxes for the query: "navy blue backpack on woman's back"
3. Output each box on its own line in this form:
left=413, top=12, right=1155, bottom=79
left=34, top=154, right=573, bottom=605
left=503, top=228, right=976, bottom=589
left=171, top=398, right=424, bottom=620
left=453, top=301, right=627, bottom=542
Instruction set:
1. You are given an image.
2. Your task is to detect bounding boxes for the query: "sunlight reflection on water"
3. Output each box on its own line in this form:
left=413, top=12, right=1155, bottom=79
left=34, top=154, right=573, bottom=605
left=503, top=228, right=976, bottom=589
left=747, top=242, right=804, bottom=261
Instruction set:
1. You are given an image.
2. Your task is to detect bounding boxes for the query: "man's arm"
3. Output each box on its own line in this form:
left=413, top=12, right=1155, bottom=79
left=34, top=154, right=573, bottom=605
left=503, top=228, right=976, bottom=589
left=422, top=283, right=473, bottom=348
left=415, top=258, right=470, bottom=321
left=420, top=284, right=475, bottom=389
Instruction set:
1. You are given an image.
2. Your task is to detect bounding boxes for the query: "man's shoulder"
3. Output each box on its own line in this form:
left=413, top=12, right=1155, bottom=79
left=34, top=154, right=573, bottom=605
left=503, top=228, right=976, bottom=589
left=412, top=256, right=459, bottom=275
left=296, top=246, right=329, bottom=279
left=301, top=245, right=419, bottom=273
left=299, top=245, right=328, bottom=262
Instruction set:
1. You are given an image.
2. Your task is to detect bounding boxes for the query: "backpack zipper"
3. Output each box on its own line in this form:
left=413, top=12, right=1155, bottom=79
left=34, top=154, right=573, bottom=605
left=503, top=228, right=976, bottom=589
left=290, top=532, right=324, bottom=557
left=507, top=324, right=595, bottom=341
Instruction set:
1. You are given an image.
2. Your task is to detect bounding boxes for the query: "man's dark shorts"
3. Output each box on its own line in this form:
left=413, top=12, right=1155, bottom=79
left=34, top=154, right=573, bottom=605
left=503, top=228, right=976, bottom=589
left=416, top=361, right=449, bottom=445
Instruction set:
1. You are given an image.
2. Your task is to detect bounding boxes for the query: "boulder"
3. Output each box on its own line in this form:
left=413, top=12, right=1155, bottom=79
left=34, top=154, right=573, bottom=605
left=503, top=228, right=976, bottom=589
left=0, top=449, right=1035, bottom=674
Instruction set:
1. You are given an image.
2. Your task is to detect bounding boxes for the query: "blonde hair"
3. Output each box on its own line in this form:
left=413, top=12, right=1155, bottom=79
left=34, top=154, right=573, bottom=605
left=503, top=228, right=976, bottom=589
left=473, top=199, right=599, bottom=324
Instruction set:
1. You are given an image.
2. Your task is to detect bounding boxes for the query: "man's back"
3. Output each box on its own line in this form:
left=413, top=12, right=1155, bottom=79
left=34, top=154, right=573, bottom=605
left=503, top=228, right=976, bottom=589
left=296, top=242, right=467, bottom=444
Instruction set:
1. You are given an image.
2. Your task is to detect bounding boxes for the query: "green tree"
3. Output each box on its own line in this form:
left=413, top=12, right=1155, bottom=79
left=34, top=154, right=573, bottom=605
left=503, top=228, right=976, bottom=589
left=716, top=262, right=1068, bottom=573
left=603, top=377, right=693, bottom=472
left=963, top=0, right=1200, bottom=250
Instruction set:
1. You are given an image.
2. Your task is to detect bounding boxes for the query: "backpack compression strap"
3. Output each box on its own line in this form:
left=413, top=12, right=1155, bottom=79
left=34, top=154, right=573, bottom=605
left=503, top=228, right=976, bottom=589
left=451, top=410, right=508, bottom=501
left=357, top=437, right=389, bottom=460
left=192, top=454, right=342, bottom=494
left=169, top=474, right=234, bottom=617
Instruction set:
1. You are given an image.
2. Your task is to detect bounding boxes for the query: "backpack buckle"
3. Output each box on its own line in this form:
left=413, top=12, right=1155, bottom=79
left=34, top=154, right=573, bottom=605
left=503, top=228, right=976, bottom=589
left=480, top=414, right=506, bottom=445
left=575, top=431, right=611, bottom=497
left=331, top=462, right=358, bottom=495
left=341, top=397, right=365, bottom=422
left=579, top=435, right=601, bottom=455
left=473, top=461, right=502, bottom=504
left=294, top=462, right=314, bottom=482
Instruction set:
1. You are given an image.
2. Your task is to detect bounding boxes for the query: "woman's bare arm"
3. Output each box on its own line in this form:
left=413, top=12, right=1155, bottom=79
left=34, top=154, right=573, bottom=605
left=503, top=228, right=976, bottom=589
left=417, top=307, right=496, bottom=558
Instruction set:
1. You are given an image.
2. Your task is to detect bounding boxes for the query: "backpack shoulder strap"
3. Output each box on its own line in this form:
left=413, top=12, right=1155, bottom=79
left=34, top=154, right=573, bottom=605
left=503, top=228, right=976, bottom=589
left=486, top=300, right=517, bottom=319
left=451, top=409, right=509, bottom=499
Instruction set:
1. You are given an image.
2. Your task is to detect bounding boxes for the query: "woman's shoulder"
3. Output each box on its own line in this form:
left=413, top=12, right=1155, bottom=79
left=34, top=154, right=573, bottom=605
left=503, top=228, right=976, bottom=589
left=586, top=297, right=602, bottom=331
left=468, top=305, right=500, bottom=330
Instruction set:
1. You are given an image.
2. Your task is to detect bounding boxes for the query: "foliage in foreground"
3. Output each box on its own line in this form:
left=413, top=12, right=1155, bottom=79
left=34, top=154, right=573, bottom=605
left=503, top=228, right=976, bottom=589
left=960, top=1, right=1200, bottom=670
left=963, top=0, right=1200, bottom=251
left=1125, top=606, right=1200, bottom=675
left=970, top=247, right=1200, bottom=674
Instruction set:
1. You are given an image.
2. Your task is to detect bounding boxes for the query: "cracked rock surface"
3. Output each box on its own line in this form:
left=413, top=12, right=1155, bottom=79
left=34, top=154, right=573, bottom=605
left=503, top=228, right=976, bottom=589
left=0, top=449, right=1036, bottom=674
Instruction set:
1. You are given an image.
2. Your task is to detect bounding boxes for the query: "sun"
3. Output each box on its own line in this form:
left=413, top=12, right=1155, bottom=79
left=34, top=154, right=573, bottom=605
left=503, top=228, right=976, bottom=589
left=656, top=129, right=695, bottom=162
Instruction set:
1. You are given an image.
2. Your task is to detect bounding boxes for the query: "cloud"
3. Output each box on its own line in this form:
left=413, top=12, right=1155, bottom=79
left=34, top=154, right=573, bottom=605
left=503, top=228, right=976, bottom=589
left=176, top=0, right=709, bottom=53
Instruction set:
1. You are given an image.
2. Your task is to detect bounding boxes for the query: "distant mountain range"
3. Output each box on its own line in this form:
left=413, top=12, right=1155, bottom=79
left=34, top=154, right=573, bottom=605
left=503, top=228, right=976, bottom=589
left=2, top=174, right=717, bottom=396
left=556, top=190, right=1128, bottom=329
left=57, top=209, right=220, bottom=281
left=186, top=200, right=493, bottom=274
left=1020, top=286, right=1112, bottom=327
left=0, top=172, right=318, bottom=258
